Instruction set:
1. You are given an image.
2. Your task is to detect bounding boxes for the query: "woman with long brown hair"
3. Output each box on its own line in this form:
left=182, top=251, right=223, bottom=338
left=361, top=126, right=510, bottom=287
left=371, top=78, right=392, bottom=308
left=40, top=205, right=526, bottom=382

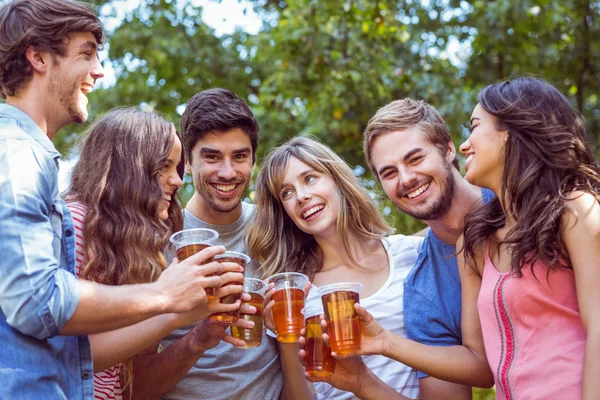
left=459, top=77, right=600, bottom=399
left=66, top=108, right=245, bottom=399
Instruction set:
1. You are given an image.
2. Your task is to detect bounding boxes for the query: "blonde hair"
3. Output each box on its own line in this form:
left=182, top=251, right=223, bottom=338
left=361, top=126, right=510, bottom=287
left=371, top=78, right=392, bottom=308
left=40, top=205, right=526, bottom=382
left=247, top=136, right=393, bottom=280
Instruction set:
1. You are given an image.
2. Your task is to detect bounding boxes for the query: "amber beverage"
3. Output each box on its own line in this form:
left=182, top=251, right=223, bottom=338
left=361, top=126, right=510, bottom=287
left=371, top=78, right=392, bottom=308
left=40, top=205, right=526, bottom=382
left=265, top=272, right=309, bottom=343
left=231, top=278, right=268, bottom=348
left=303, top=306, right=336, bottom=377
left=209, top=252, right=250, bottom=323
left=319, top=282, right=363, bottom=355
left=169, top=228, right=219, bottom=299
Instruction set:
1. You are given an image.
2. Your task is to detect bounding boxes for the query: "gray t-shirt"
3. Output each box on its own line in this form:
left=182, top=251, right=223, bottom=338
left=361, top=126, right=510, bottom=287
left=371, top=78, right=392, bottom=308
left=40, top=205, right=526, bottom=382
left=161, top=202, right=283, bottom=400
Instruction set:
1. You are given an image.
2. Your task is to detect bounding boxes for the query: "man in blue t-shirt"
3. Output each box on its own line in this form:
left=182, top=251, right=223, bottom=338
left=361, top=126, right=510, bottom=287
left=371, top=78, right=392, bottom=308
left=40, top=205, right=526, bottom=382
left=360, top=98, right=495, bottom=399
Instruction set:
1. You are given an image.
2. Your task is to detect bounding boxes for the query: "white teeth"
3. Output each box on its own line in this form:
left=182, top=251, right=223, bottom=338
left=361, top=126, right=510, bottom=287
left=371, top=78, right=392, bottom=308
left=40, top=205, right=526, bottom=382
left=406, top=183, right=430, bottom=199
left=214, top=184, right=236, bottom=192
left=466, top=155, right=473, bottom=165
left=302, top=205, right=324, bottom=219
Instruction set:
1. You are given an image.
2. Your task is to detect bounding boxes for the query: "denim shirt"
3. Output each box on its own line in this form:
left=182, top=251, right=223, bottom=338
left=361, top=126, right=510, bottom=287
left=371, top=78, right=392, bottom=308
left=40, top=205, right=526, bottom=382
left=0, top=104, right=93, bottom=399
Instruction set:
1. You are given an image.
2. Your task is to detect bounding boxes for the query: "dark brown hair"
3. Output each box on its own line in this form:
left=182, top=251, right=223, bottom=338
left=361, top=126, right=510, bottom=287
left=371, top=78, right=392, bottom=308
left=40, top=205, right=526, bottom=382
left=67, top=107, right=184, bottom=286
left=0, top=0, right=104, bottom=98
left=463, top=77, right=600, bottom=276
left=180, top=88, right=259, bottom=163
left=364, top=98, right=459, bottom=176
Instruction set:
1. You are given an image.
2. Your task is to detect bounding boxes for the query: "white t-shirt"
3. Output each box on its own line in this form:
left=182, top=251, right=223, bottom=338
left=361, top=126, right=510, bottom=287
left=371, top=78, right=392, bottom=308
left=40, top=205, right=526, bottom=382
left=305, top=234, right=422, bottom=400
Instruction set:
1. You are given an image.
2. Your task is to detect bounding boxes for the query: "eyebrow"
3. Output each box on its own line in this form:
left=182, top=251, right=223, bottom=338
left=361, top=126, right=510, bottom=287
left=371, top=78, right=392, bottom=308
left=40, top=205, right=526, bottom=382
left=377, top=148, right=423, bottom=176
left=232, top=147, right=252, bottom=154
left=470, top=117, right=481, bottom=126
left=79, top=41, right=98, bottom=52
left=199, top=147, right=221, bottom=156
left=280, top=169, right=318, bottom=190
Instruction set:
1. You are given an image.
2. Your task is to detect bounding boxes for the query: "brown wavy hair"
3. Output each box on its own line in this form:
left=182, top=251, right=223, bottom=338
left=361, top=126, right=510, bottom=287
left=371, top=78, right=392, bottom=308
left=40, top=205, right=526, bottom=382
left=0, top=0, right=104, bottom=98
left=66, top=108, right=183, bottom=392
left=247, top=136, right=393, bottom=280
left=463, top=77, right=600, bottom=276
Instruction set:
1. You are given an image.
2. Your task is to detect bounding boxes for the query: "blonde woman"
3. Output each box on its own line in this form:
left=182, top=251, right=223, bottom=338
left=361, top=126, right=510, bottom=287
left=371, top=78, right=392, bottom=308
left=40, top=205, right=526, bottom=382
left=247, top=136, right=420, bottom=400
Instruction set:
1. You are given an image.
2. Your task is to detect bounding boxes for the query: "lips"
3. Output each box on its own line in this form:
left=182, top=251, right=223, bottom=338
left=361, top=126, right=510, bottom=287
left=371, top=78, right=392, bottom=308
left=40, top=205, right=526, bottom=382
left=213, top=183, right=237, bottom=192
left=302, top=204, right=325, bottom=220
left=465, top=152, right=475, bottom=170
left=405, top=182, right=430, bottom=199
left=80, top=83, right=94, bottom=94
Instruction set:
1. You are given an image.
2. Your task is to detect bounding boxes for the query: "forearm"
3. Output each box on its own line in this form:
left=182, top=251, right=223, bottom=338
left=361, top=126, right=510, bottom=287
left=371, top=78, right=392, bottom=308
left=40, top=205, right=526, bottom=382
left=582, top=330, right=600, bottom=400
left=352, top=368, right=411, bottom=400
left=61, top=280, right=167, bottom=335
left=383, top=333, right=493, bottom=388
left=278, top=343, right=315, bottom=400
left=130, top=334, right=204, bottom=400
left=90, top=314, right=180, bottom=372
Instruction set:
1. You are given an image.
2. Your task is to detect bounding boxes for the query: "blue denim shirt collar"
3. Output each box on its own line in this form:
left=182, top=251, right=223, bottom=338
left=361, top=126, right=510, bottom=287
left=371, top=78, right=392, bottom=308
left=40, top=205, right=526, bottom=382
left=0, top=103, right=61, bottom=160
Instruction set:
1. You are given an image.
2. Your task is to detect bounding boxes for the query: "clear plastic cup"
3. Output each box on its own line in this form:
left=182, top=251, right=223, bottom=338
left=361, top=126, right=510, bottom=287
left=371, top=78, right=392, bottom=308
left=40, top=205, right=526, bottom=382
left=318, top=282, right=363, bottom=354
left=265, top=272, right=310, bottom=343
left=230, top=278, right=268, bottom=348
left=302, top=304, right=336, bottom=377
left=209, top=251, right=251, bottom=323
left=169, top=228, right=219, bottom=298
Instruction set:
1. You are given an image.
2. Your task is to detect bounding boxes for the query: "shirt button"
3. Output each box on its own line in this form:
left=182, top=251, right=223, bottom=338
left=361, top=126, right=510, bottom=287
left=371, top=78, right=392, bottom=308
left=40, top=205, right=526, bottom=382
left=65, top=229, right=73, bottom=237
left=82, top=371, right=90, bottom=379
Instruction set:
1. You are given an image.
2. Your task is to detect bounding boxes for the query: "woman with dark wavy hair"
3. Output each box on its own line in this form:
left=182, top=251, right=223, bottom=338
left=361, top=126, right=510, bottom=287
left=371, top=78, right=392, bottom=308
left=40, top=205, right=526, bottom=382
left=66, top=108, right=245, bottom=400
left=458, top=77, right=600, bottom=399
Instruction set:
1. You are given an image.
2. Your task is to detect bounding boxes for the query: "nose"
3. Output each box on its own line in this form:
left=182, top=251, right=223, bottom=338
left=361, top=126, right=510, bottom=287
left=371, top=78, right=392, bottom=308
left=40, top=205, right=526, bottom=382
left=295, top=187, right=312, bottom=204
left=91, top=54, right=104, bottom=81
left=217, top=158, right=236, bottom=180
left=398, top=166, right=418, bottom=189
left=459, top=139, right=470, bottom=154
left=169, top=172, right=183, bottom=189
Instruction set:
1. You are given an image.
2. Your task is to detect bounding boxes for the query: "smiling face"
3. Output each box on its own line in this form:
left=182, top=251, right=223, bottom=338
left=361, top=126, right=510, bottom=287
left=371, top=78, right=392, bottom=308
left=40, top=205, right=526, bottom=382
left=279, top=157, right=341, bottom=238
left=186, top=127, right=253, bottom=215
left=46, top=32, right=104, bottom=125
left=157, top=131, right=184, bottom=221
left=459, top=104, right=506, bottom=190
left=371, top=127, right=457, bottom=221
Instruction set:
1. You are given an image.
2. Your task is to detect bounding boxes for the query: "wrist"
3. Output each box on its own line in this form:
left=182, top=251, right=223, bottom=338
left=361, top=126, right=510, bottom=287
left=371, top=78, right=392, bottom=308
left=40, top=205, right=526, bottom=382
left=380, top=329, right=392, bottom=358
left=349, top=363, right=371, bottom=397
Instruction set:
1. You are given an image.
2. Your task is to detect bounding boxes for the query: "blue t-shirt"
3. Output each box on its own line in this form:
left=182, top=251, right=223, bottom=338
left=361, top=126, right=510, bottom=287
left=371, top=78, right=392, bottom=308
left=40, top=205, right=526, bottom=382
left=403, top=188, right=494, bottom=378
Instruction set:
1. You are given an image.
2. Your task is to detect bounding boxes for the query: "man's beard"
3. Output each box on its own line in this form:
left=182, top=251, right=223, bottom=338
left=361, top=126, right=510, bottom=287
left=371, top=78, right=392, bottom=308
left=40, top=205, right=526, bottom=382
left=396, top=161, right=456, bottom=221
left=48, top=66, right=87, bottom=125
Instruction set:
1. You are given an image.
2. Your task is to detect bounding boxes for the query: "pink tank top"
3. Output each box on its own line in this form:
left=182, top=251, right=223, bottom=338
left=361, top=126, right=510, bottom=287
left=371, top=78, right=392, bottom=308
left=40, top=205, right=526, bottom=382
left=478, top=241, right=585, bottom=400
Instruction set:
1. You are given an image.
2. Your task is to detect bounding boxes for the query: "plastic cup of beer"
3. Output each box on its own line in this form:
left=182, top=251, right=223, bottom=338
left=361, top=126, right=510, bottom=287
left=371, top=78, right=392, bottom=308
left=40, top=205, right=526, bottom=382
left=264, top=272, right=309, bottom=343
left=209, top=251, right=250, bottom=323
left=230, top=278, right=268, bottom=348
left=169, top=228, right=219, bottom=299
left=302, top=305, right=336, bottom=377
left=318, top=282, right=363, bottom=355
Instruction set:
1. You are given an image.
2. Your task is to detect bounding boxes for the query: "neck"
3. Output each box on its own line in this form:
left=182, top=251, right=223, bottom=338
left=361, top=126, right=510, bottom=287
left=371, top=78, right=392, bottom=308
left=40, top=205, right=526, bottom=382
left=185, top=193, right=243, bottom=225
left=315, top=231, right=381, bottom=271
left=7, top=89, right=61, bottom=139
left=425, top=174, right=483, bottom=245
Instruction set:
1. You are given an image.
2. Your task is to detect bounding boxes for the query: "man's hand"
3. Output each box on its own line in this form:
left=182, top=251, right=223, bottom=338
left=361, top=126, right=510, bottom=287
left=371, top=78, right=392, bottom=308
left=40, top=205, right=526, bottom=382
left=156, top=246, right=245, bottom=314
left=322, top=303, right=390, bottom=358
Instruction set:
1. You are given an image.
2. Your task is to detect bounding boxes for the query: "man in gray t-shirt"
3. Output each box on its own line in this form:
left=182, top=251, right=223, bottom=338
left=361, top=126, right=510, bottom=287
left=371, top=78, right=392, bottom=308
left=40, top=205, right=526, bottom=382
left=132, top=89, right=283, bottom=400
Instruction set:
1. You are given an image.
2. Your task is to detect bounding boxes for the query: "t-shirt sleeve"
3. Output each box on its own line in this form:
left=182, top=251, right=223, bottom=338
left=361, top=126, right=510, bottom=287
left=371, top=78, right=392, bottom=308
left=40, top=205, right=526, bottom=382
left=67, top=202, right=88, bottom=278
left=404, top=285, right=462, bottom=378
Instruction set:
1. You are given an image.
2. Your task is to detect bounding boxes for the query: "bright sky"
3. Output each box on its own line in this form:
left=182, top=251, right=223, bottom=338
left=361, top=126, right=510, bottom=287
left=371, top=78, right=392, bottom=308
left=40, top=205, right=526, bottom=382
left=97, top=0, right=262, bottom=87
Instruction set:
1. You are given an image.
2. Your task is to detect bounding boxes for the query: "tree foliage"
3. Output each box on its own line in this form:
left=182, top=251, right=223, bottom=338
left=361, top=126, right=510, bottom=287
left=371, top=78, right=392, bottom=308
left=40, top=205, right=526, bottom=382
left=54, top=0, right=599, bottom=240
